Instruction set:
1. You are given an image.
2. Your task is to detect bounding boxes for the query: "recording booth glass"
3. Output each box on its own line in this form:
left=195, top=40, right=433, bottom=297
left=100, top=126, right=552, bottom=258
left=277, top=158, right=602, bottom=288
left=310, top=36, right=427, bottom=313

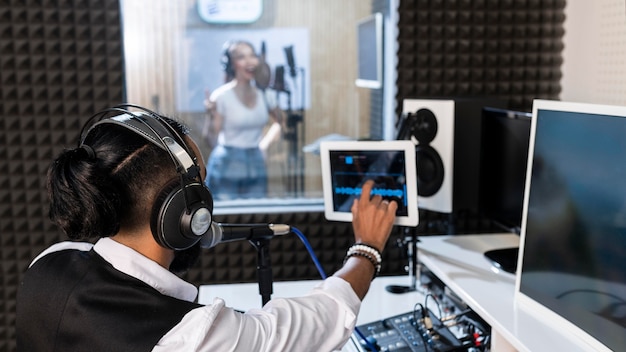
left=515, top=99, right=626, bottom=352
left=479, top=107, right=532, bottom=274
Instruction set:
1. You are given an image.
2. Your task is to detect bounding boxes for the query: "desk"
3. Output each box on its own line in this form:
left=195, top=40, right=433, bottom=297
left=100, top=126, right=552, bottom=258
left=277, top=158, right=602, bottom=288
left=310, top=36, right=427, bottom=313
left=198, top=233, right=605, bottom=352
left=417, top=233, right=604, bottom=352
left=199, top=276, right=425, bottom=351
left=199, top=275, right=425, bottom=326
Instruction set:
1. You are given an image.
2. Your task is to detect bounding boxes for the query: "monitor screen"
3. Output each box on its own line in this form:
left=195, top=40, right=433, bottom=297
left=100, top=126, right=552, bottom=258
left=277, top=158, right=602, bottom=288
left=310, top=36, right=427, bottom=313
left=355, top=13, right=383, bottom=89
left=516, top=100, right=626, bottom=352
left=320, top=140, right=418, bottom=227
left=479, top=107, right=532, bottom=234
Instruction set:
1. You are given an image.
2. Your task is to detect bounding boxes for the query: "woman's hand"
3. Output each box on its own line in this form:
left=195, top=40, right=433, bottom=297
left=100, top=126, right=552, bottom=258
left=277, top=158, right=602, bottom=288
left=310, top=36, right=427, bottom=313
left=203, top=89, right=215, bottom=112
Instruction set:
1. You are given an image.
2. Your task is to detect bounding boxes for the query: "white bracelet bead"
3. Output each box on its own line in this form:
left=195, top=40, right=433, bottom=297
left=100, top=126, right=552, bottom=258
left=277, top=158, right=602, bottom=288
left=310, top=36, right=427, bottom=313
left=345, top=243, right=383, bottom=278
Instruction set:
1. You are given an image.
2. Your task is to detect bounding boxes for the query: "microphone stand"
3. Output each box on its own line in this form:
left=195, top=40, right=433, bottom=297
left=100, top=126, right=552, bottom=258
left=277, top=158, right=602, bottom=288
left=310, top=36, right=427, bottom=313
left=274, top=58, right=305, bottom=197
left=249, top=238, right=274, bottom=306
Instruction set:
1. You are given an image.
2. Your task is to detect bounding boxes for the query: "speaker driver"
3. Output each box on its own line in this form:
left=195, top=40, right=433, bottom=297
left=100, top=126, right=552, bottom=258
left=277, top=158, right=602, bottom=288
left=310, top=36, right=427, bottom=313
left=412, top=109, right=438, bottom=144
left=416, top=145, right=444, bottom=197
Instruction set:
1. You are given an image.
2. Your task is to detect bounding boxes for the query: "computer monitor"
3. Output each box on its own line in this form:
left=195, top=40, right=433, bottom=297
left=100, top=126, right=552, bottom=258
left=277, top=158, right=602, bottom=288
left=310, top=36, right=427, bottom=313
left=479, top=107, right=531, bottom=274
left=355, top=13, right=383, bottom=89
left=515, top=99, right=626, bottom=351
left=479, top=107, right=532, bottom=234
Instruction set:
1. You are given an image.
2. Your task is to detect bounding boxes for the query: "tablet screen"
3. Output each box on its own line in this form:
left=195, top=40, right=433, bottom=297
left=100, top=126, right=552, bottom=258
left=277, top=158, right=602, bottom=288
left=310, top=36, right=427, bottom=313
left=320, top=140, right=418, bottom=226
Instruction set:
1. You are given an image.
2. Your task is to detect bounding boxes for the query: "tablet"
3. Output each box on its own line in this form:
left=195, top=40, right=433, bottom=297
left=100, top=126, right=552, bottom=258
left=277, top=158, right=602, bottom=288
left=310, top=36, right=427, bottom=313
left=320, top=140, right=418, bottom=227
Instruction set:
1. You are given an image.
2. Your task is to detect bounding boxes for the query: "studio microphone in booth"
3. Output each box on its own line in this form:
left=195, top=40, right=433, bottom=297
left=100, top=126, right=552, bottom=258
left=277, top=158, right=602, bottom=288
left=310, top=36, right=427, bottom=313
left=255, top=41, right=271, bottom=90
left=200, top=222, right=291, bottom=249
left=284, top=45, right=297, bottom=78
left=272, top=65, right=286, bottom=92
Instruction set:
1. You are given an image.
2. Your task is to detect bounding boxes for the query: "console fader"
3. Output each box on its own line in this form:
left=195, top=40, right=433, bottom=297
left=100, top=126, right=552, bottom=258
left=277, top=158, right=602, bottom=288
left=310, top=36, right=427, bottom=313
left=354, top=309, right=465, bottom=352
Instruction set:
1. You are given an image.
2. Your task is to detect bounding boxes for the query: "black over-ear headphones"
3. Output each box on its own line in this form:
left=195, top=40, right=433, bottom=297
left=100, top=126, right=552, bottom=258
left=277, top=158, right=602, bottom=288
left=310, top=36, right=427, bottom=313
left=221, top=41, right=235, bottom=77
left=80, top=104, right=214, bottom=250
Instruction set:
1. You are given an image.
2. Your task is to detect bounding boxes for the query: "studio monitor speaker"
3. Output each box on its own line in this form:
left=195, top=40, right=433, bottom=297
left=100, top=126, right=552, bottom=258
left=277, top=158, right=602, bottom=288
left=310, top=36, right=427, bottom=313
left=401, top=98, right=505, bottom=214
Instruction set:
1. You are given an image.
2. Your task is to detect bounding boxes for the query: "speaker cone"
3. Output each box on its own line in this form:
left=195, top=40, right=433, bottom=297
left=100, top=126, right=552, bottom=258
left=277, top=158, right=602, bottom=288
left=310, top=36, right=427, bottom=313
left=416, top=145, right=444, bottom=197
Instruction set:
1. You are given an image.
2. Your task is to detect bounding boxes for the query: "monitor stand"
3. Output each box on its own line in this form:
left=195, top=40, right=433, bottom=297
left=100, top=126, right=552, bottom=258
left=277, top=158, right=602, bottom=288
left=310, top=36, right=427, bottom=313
left=483, top=247, right=519, bottom=274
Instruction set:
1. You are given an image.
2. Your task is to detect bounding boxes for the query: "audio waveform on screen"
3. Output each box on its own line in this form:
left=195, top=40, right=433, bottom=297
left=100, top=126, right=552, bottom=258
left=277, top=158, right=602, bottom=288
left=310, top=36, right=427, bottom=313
left=334, top=186, right=405, bottom=199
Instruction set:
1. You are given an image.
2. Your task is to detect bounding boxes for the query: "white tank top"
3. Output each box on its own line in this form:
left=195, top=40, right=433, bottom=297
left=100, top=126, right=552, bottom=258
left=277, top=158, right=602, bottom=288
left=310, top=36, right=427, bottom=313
left=211, top=83, right=275, bottom=149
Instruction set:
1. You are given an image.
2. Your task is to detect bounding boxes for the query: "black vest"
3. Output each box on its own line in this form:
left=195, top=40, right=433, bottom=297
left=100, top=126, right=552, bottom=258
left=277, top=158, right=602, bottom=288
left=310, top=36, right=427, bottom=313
left=17, top=248, right=201, bottom=352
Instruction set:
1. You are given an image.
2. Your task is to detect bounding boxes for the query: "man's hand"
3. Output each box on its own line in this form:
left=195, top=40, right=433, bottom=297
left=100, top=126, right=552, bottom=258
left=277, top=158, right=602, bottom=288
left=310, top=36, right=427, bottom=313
left=350, top=180, right=397, bottom=252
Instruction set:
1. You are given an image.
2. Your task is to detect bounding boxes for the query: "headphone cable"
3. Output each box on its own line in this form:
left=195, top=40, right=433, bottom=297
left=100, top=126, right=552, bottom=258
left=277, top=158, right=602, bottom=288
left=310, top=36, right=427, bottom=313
left=291, top=226, right=379, bottom=352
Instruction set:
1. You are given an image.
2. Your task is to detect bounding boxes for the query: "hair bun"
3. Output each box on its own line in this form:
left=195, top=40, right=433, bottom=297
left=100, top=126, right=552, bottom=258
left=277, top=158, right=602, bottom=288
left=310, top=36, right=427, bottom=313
left=72, top=145, right=96, bottom=160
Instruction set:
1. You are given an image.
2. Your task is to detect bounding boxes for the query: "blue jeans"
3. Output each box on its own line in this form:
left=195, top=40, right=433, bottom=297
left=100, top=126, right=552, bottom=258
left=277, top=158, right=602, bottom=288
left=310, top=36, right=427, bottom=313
left=206, top=145, right=268, bottom=200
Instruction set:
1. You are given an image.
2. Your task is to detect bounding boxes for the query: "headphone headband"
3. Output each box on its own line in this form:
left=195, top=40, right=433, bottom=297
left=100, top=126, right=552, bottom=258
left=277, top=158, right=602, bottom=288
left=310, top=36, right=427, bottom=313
left=90, top=113, right=196, bottom=175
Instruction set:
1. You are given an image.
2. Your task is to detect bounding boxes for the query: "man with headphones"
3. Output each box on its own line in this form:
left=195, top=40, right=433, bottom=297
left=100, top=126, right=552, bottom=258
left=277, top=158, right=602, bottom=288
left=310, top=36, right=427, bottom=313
left=16, top=105, right=397, bottom=351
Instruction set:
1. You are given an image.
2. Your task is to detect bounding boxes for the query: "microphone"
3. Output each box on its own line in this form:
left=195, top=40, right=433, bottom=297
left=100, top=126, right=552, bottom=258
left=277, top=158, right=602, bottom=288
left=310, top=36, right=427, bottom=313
left=200, top=222, right=291, bottom=249
left=284, top=45, right=297, bottom=78
left=272, top=65, right=286, bottom=92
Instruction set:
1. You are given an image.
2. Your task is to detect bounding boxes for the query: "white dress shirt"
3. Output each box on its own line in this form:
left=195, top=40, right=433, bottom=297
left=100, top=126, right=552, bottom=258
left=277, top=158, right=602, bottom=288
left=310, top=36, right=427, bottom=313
left=33, top=238, right=361, bottom=352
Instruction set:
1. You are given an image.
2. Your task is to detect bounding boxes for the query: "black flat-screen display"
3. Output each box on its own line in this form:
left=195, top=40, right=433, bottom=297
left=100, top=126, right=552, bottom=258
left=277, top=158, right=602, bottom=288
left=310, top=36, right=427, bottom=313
left=479, top=107, right=532, bottom=234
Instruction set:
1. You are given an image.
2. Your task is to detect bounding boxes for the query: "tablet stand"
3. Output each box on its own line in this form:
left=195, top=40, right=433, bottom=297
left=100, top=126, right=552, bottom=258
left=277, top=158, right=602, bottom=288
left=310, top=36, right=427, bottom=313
left=385, top=227, right=421, bottom=294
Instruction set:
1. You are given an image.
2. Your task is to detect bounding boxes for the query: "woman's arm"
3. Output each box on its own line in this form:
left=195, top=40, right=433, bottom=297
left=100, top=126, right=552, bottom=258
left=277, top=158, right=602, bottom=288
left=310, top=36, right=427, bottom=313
left=202, top=90, right=223, bottom=146
left=258, top=107, right=283, bottom=153
left=202, top=110, right=223, bottom=149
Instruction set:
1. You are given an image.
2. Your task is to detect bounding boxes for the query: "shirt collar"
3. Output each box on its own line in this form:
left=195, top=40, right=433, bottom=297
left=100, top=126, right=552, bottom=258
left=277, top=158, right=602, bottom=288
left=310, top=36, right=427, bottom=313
left=93, top=237, right=198, bottom=302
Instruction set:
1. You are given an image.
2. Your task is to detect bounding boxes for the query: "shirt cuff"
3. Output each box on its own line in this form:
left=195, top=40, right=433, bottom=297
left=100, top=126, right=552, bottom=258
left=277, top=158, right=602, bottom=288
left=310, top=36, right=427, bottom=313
left=313, top=276, right=362, bottom=329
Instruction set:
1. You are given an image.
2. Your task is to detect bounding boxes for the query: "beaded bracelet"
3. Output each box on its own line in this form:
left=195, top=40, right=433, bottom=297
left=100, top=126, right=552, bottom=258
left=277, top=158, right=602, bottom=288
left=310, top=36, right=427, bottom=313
left=344, top=243, right=383, bottom=278
left=351, top=243, right=382, bottom=263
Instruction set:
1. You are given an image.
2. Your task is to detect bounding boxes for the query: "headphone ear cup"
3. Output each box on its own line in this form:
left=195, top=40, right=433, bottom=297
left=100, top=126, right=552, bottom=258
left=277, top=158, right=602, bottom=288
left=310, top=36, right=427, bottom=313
left=221, top=48, right=233, bottom=77
left=151, top=180, right=214, bottom=250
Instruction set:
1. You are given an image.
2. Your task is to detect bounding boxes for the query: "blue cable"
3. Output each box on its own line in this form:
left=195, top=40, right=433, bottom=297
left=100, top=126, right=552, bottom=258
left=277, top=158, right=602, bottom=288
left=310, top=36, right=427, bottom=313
left=291, top=226, right=327, bottom=279
left=291, top=226, right=378, bottom=352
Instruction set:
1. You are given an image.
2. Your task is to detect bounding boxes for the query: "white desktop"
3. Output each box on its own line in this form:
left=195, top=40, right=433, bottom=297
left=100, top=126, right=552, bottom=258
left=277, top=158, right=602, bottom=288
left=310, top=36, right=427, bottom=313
left=199, top=275, right=426, bottom=327
left=416, top=233, right=615, bottom=352
left=199, top=233, right=612, bottom=351
left=198, top=276, right=425, bottom=352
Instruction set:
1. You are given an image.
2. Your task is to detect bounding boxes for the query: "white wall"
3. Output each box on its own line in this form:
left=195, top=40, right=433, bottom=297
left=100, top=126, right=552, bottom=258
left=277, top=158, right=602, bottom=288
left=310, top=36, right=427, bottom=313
left=561, top=0, right=626, bottom=105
